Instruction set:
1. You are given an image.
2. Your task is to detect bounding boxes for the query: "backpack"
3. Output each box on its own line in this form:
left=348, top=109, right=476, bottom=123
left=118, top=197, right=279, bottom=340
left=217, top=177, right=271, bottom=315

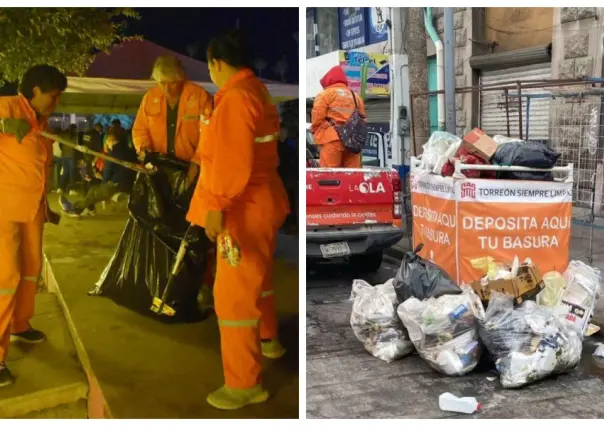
left=328, top=89, right=367, bottom=154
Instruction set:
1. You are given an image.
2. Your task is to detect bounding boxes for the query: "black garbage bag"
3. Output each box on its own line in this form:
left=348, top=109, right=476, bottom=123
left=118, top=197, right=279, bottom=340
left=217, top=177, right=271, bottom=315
left=491, top=141, right=561, bottom=181
left=89, top=154, right=211, bottom=323
left=393, top=243, right=461, bottom=303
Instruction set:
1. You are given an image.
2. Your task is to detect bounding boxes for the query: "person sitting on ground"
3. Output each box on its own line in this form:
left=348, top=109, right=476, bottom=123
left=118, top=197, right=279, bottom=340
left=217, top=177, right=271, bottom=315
left=58, top=129, right=137, bottom=217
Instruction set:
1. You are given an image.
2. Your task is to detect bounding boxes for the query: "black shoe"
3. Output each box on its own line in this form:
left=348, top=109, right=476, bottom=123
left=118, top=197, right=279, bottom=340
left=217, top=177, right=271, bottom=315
left=0, top=363, right=14, bottom=387
left=11, top=328, right=46, bottom=344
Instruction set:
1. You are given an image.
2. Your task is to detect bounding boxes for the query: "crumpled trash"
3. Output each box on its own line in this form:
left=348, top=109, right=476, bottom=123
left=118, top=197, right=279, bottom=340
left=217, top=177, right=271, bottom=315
left=441, top=144, right=496, bottom=179
left=420, top=131, right=460, bottom=172
left=350, top=279, right=415, bottom=362
left=491, top=141, right=561, bottom=181
left=478, top=292, right=582, bottom=388
left=492, top=135, right=523, bottom=145
left=594, top=343, right=604, bottom=358
left=398, top=289, right=484, bottom=376
left=393, top=243, right=461, bottom=304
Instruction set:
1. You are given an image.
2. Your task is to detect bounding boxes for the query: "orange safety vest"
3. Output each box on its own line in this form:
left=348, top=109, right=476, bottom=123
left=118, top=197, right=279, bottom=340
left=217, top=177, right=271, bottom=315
left=0, top=95, right=52, bottom=223
left=132, top=81, right=213, bottom=162
left=187, top=68, right=289, bottom=227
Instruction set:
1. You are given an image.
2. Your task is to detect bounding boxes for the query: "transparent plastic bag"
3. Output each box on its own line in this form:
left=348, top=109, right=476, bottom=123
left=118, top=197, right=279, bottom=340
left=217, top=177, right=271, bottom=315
left=478, top=292, right=582, bottom=388
left=420, top=131, right=461, bottom=172
left=562, top=260, right=601, bottom=309
left=397, top=289, right=484, bottom=376
left=350, top=279, right=415, bottom=362
left=537, top=271, right=566, bottom=307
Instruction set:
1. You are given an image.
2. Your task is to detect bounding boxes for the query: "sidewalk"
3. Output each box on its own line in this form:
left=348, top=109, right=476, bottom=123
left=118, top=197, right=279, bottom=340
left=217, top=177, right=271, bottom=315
left=0, top=294, right=88, bottom=418
left=42, top=194, right=299, bottom=419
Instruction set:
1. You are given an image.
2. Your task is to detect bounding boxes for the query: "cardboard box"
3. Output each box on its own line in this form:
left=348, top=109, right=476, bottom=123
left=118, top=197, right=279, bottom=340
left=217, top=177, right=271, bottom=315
left=561, top=300, right=593, bottom=334
left=471, top=263, right=545, bottom=304
left=460, top=128, right=498, bottom=161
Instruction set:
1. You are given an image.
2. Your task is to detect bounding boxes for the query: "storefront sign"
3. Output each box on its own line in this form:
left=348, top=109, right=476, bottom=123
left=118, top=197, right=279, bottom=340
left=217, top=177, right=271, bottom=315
left=339, top=51, right=390, bottom=96
left=338, top=8, right=367, bottom=50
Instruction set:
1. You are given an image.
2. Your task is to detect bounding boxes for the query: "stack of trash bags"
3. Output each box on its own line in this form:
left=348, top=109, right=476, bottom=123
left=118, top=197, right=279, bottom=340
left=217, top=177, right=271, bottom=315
left=350, top=244, right=602, bottom=387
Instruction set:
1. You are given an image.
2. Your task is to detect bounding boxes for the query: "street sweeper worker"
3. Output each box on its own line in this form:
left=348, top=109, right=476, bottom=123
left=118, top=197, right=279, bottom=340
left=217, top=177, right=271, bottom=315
left=185, top=28, right=290, bottom=410
left=0, top=64, right=67, bottom=387
left=310, top=65, right=366, bottom=168
left=132, top=55, right=215, bottom=306
left=132, top=55, right=213, bottom=188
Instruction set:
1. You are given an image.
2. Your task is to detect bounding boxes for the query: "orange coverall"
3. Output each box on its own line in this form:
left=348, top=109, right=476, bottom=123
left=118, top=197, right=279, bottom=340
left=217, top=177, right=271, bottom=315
left=132, top=81, right=213, bottom=162
left=132, top=81, right=216, bottom=287
left=186, top=68, right=290, bottom=389
left=0, top=95, right=53, bottom=361
left=311, top=65, right=366, bottom=168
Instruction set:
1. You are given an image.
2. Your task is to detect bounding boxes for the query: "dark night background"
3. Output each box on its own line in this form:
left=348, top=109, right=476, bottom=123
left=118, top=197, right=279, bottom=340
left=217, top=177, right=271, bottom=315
left=129, top=7, right=299, bottom=83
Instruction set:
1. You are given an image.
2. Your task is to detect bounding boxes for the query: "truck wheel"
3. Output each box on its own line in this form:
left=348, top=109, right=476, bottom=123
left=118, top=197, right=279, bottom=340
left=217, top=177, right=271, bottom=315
left=354, top=251, right=383, bottom=274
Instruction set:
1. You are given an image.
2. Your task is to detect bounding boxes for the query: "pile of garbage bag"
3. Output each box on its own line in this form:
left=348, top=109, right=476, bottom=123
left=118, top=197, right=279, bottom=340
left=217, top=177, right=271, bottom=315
left=398, top=289, right=484, bottom=376
left=89, top=154, right=212, bottom=323
left=478, top=292, right=583, bottom=388
left=350, top=245, right=603, bottom=386
left=350, top=279, right=415, bottom=362
left=417, top=128, right=562, bottom=182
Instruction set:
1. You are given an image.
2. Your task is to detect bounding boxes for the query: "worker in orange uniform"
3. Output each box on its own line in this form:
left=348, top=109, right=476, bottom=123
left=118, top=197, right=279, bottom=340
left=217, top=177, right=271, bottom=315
left=0, top=65, right=67, bottom=386
left=132, top=55, right=216, bottom=309
left=311, top=65, right=366, bottom=168
left=186, top=29, right=289, bottom=410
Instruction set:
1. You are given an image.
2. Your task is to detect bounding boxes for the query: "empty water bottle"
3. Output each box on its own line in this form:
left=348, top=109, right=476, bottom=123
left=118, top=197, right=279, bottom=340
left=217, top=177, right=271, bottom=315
left=438, top=392, right=482, bottom=414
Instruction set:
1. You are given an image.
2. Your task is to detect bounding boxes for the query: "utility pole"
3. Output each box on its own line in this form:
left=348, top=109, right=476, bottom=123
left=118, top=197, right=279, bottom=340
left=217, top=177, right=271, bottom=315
left=406, top=8, right=429, bottom=155
left=444, top=8, right=456, bottom=134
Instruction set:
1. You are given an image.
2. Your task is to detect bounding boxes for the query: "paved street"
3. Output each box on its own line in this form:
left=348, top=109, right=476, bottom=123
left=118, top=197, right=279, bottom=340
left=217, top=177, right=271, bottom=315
left=306, top=254, right=604, bottom=419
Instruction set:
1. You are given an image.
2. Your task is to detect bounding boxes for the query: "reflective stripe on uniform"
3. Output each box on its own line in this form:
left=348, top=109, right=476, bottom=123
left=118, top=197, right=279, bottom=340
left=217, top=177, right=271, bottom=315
left=254, top=132, right=279, bottom=143
left=0, top=288, right=17, bottom=295
left=218, top=318, right=259, bottom=327
left=22, top=275, right=39, bottom=283
left=261, top=290, right=274, bottom=298
left=328, top=106, right=355, bottom=115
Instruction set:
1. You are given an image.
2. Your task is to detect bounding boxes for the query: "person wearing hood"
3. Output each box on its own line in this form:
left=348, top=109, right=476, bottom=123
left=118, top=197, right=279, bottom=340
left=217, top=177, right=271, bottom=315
left=310, top=65, right=366, bottom=168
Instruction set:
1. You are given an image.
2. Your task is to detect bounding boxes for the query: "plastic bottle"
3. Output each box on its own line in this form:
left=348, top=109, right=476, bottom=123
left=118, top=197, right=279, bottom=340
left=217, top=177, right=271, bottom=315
left=438, top=392, right=482, bottom=414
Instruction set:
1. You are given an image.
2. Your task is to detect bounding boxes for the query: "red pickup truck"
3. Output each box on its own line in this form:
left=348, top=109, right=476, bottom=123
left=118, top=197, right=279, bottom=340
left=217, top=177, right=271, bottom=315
left=306, top=127, right=404, bottom=273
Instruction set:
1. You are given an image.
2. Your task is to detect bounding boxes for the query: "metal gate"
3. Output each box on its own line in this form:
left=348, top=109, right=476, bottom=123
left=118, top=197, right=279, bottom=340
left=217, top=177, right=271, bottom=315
left=364, top=97, right=391, bottom=123
left=480, top=63, right=552, bottom=140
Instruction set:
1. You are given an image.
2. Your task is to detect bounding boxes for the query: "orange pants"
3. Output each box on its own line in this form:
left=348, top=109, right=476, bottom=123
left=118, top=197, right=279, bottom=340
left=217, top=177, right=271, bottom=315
left=214, top=209, right=279, bottom=389
left=319, top=140, right=361, bottom=168
left=0, top=203, right=44, bottom=361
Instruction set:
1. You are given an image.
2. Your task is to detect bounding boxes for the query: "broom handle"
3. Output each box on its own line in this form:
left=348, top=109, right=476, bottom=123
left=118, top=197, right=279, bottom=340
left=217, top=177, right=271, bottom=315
left=40, top=131, right=155, bottom=175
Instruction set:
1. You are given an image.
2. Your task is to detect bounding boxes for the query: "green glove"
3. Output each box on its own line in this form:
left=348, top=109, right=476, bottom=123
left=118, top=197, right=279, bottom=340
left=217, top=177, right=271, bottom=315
left=1, top=118, right=31, bottom=142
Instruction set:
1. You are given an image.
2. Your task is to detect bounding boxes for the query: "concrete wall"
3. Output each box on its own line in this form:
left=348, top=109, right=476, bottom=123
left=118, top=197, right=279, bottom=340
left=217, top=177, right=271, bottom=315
left=486, top=8, right=554, bottom=52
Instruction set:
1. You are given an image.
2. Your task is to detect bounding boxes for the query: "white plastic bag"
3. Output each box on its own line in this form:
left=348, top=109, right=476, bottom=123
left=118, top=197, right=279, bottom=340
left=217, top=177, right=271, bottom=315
left=560, top=261, right=602, bottom=333
left=420, top=131, right=461, bottom=173
left=478, top=292, right=582, bottom=388
left=350, top=279, right=415, bottom=362
left=397, top=289, right=484, bottom=376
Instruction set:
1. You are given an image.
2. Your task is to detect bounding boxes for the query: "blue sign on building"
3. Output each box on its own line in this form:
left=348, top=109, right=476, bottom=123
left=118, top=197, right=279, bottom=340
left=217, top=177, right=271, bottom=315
left=367, top=7, right=389, bottom=45
left=338, top=8, right=367, bottom=50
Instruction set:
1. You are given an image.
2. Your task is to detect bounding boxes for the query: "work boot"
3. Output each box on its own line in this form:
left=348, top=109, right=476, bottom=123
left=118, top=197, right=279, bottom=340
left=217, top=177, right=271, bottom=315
left=206, top=385, right=269, bottom=410
left=58, top=194, right=83, bottom=218
left=0, top=363, right=14, bottom=387
left=261, top=339, right=287, bottom=359
left=11, top=327, right=46, bottom=344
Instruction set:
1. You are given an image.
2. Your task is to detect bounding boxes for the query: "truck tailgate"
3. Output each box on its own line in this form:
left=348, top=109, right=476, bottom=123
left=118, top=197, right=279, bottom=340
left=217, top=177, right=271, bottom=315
left=306, top=167, right=395, bottom=227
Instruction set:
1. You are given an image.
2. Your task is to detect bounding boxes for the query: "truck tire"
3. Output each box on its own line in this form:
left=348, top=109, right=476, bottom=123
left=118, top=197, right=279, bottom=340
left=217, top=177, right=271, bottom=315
left=354, top=250, right=383, bottom=274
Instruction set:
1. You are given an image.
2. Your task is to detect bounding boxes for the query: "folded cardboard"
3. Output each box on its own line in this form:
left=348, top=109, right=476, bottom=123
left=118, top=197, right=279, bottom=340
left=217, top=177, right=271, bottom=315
left=460, top=128, right=498, bottom=161
left=471, top=263, right=545, bottom=304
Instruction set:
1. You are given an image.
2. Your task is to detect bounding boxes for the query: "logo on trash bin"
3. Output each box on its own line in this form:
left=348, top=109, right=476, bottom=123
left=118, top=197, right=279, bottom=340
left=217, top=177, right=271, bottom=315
left=460, top=182, right=476, bottom=199
left=410, top=175, right=418, bottom=191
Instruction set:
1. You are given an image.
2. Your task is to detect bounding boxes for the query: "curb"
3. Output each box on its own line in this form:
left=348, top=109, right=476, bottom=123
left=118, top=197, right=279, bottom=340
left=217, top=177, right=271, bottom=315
left=43, top=254, right=112, bottom=419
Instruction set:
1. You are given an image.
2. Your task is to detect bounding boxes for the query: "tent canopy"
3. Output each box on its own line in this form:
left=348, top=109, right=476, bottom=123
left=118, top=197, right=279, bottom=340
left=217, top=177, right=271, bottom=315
left=56, top=40, right=298, bottom=115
